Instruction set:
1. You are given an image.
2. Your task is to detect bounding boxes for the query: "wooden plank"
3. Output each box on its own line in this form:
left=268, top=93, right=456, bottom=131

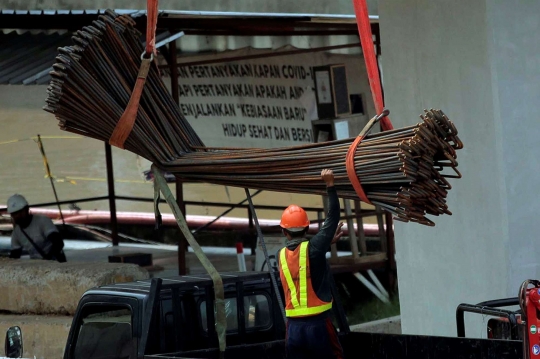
left=329, top=252, right=387, bottom=265
left=343, top=199, right=359, bottom=258
left=354, top=200, right=367, bottom=255
left=375, top=205, right=387, bottom=253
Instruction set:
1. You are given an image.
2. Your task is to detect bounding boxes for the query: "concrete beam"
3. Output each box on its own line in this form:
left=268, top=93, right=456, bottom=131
left=0, top=259, right=148, bottom=315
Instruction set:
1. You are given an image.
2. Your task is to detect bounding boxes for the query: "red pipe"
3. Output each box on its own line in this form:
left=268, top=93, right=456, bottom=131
left=21, top=208, right=384, bottom=236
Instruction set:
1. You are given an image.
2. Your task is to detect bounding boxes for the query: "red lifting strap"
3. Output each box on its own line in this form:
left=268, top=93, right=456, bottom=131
left=145, top=0, right=159, bottom=57
left=352, top=0, right=393, bottom=131
left=346, top=0, right=394, bottom=203
left=346, top=135, right=370, bottom=204
left=109, top=0, right=159, bottom=149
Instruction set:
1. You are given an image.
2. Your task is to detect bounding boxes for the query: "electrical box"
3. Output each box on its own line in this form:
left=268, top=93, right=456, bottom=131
left=312, top=64, right=351, bottom=119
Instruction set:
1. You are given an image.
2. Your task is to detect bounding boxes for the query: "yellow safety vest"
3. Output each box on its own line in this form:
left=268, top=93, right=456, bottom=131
left=279, top=241, right=333, bottom=317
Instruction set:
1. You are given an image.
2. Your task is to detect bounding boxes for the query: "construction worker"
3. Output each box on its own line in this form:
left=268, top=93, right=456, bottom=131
left=278, top=169, right=344, bottom=359
left=7, top=194, right=66, bottom=262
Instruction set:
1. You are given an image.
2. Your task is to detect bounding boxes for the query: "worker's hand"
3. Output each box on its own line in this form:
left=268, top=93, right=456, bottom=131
left=331, top=222, right=344, bottom=245
left=321, top=169, right=335, bottom=187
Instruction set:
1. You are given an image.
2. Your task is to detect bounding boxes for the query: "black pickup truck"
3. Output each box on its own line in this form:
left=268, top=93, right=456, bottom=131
left=3, top=272, right=524, bottom=359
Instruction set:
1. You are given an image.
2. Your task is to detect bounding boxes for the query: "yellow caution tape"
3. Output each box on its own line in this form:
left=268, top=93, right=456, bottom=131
left=0, top=135, right=82, bottom=146
left=33, top=136, right=81, bottom=140
left=0, top=139, right=20, bottom=145
left=1, top=135, right=149, bottom=185
left=54, top=177, right=78, bottom=185
left=54, top=176, right=150, bottom=185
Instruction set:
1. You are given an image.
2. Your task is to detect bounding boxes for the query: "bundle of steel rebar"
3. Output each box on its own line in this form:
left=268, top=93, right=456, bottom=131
left=44, top=11, right=463, bottom=226
left=44, top=12, right=204, bottom=164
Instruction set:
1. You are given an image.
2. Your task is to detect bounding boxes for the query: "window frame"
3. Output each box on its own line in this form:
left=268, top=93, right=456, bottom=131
left=197, top=291, right=274, bottom=336
left=67, top=296, right=139, bottom=359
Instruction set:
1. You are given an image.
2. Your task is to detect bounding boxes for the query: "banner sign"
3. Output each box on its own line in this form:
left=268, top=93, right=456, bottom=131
left=175, top=46, right=370, bottom=148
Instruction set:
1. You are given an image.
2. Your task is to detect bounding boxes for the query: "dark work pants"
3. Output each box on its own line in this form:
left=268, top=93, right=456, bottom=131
left=286, top=311, right=344, bottom=359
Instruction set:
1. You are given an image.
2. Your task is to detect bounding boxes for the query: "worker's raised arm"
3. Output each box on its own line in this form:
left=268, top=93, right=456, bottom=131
left=309, top=169, right=340, bottom=255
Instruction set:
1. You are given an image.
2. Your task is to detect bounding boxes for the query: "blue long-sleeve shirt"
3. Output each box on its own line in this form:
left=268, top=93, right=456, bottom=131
left=283, top=186, right=340, bottom=303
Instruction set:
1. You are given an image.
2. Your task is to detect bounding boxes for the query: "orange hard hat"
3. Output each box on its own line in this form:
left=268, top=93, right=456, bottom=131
left=280, top=205, right=310, bottom=231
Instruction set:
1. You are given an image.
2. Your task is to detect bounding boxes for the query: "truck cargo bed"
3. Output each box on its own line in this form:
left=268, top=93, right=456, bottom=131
left=146, top=332, right=522, bottom=359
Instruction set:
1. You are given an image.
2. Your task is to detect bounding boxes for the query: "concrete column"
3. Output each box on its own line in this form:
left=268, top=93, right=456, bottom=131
left=378, top=0, right=540, bottom=337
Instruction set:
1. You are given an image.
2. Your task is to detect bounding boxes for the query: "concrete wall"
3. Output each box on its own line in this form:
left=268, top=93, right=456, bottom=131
left=378, top=0, right=510, bottom=337
left=0, top=315, right=71, bottom=359
left=3, top=0, right=378, bottom=15
left=485, top=0, right=540, bottom=294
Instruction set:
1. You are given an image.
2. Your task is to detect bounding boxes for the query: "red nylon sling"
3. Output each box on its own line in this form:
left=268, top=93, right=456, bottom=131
left=346, top=0, right=394, bottom=203
left=109, top=0, right=159, bottom=149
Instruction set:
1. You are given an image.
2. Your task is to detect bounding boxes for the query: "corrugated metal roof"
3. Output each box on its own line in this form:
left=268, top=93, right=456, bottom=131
left=0, top=9, right=377, bottom=21
left=0, top=31, right=72, bottom=85
left=0, top=9, right=374, bottom=85
left=0, top=29, right=360, bottom=85
left=0, top=30, right=177, bottom=85
left=0, top=9, right=138, bottom=16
